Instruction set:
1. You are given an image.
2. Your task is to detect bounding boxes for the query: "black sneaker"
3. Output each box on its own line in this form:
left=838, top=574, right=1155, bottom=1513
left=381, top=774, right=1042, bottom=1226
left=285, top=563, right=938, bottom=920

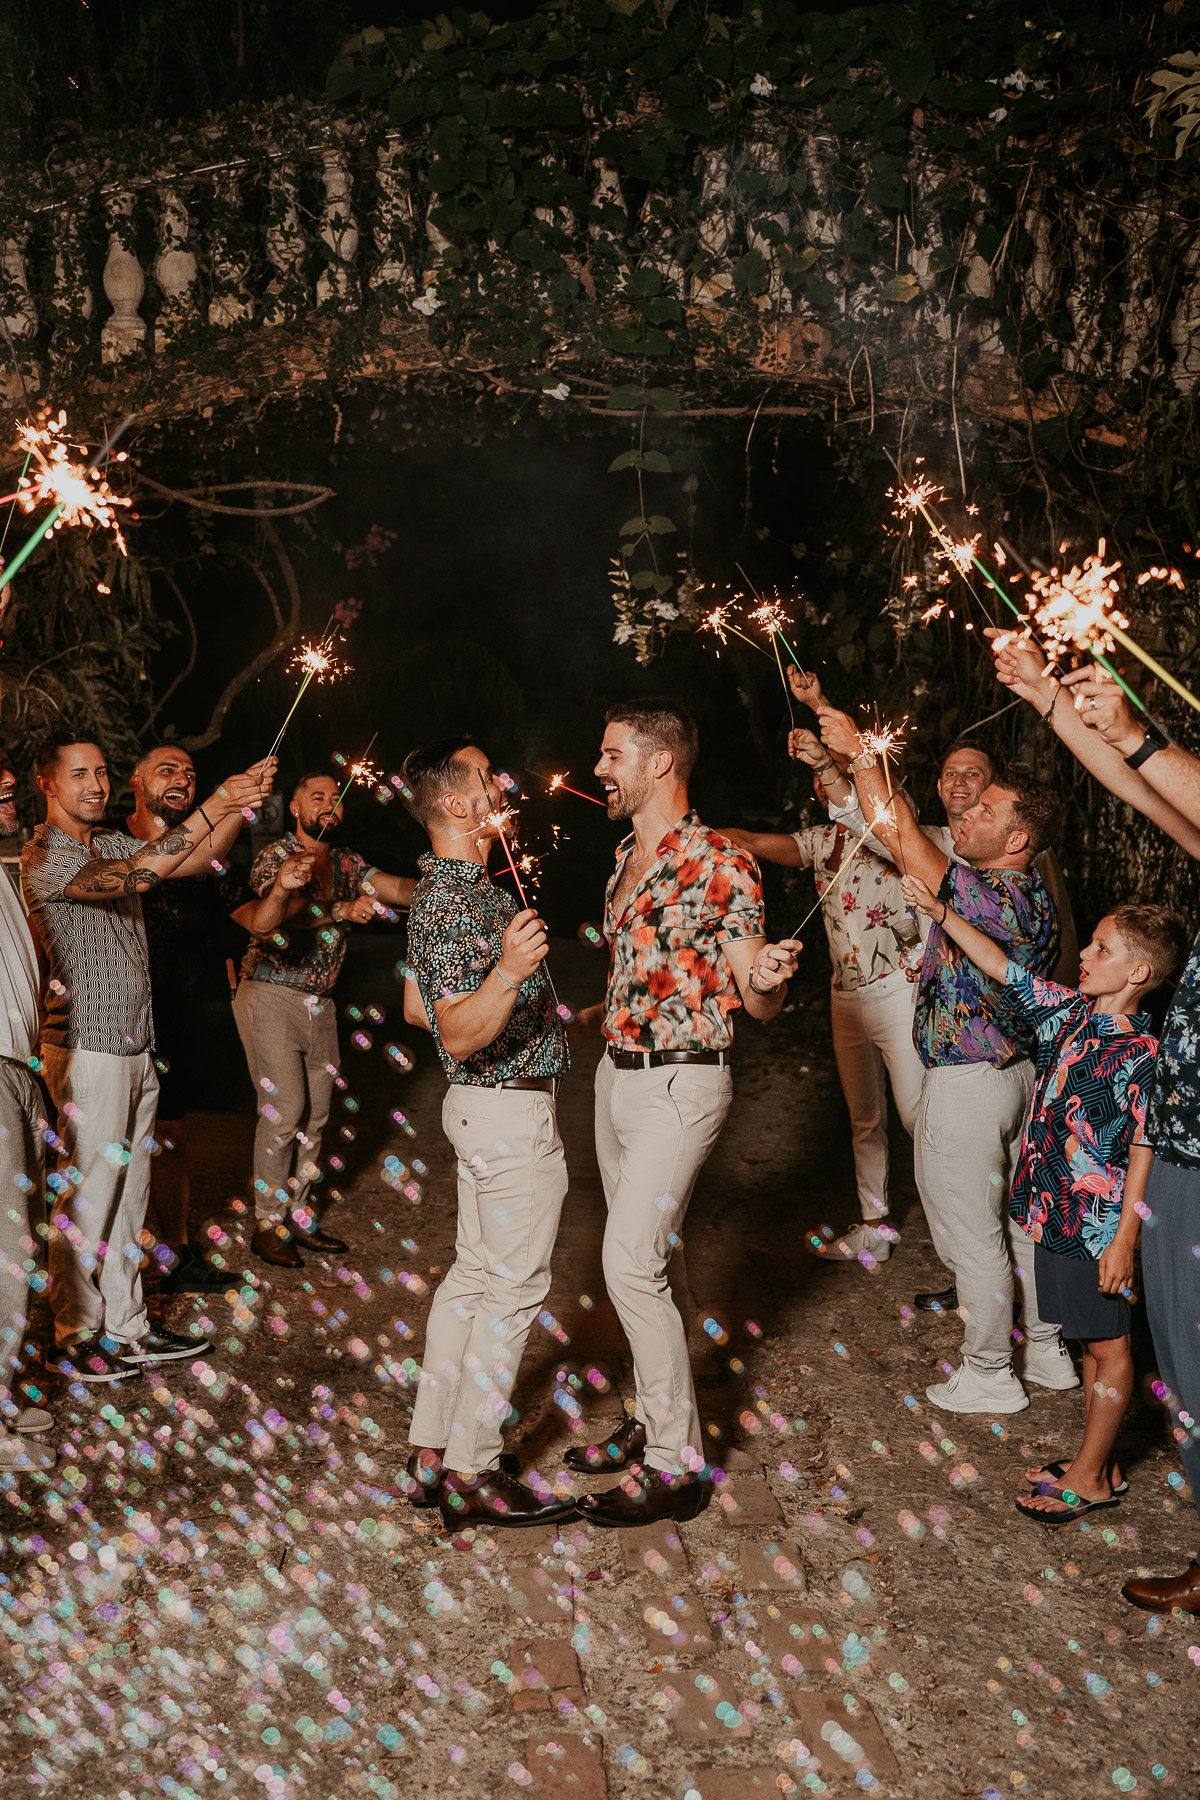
left=47, top=1340, right=140, bottom=1384
left=119, top=1328, right=213, bottom=1365
left=157, top=1244, right=235, bottom=1295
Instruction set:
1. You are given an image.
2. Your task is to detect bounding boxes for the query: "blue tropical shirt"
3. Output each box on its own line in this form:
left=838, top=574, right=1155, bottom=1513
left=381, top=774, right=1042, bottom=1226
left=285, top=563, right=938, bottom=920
left=405, top=853, right=567, bottom=1086
left=1144, top=925, right=1200, bottom=1168
left=1005, top=965, right=1156, bottom=1260
left=914, top=862, right=1059, bottom=1069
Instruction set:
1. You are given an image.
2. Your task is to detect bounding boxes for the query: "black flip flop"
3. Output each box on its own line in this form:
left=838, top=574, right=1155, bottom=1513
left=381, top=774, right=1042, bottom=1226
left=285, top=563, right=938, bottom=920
left=1023, top=1459, right=1129, bottom=1496
left=1015, top=1485, right=1122, bottom=1526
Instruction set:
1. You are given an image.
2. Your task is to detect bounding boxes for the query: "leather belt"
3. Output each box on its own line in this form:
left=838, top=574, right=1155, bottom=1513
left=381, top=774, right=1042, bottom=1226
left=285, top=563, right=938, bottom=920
left=498, top=1076, right=558, bottom=1093
left=606, top=1047, right=728, bottom=1070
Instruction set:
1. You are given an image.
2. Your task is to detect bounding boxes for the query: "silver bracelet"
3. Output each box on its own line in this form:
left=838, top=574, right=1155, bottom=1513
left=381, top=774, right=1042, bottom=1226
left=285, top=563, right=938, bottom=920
left=494, top=965, right=521, bottom=991
left=748, top=970, right=777, bottom=996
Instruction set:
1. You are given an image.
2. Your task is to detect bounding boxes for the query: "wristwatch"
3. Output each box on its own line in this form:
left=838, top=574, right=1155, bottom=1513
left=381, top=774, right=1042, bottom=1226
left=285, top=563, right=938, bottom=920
left=847, top=750, right=878, bottom=774
left=1124, top=718, right=1170, bottom=769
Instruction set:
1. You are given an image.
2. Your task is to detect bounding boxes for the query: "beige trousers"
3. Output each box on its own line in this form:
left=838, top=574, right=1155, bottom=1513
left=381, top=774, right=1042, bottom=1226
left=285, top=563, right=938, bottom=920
left=594, top=1053, right=732, bottom=1474
left=829, top=966, right=924, bottom=1221
left=913, top=1058, right=1059, bottom=1370
left=0, top=1061, right=46, bottom=1402
left=41, top=1045, right=157, bottom=1348
left=409, top=1084, right=568, bottom=1474
left=233, top=980, right=339, bottom=1221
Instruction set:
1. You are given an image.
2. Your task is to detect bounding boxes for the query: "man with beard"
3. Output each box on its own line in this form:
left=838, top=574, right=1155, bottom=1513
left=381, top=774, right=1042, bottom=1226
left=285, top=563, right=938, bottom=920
left=0, top=752, right=57, bottom=1467
left=398, top=737, right=575, bottom=1530
left=127, top=744, right=243, bottom=1294
left=567, top=699, right=801, bottom=1527
left=233, top=771, right=415, bottom=1268
left=23, top=734, right=272, bottom=1383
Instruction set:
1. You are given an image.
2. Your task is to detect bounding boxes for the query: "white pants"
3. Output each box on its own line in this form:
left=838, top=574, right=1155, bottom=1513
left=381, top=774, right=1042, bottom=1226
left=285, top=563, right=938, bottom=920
left=409, top=1085, right=568, bottom=1474
left=594, top=1054, right=732, bottom=1475
left=233, top=981, right=339, bottom=1221
left=829, top=967, right=924, bottom=1220
left=913, top=1059, right=1058, bottom=1370
left=41, top=1046, right=157, bottom=1348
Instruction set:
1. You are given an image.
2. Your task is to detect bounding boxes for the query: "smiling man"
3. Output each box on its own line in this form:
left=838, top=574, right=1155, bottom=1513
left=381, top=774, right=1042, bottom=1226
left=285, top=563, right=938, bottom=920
left=22, top=732, right=271, bottom=1382
left=821, top=704, right=1073, bottom=1415
left=567, top=699, right=801, bottom=1526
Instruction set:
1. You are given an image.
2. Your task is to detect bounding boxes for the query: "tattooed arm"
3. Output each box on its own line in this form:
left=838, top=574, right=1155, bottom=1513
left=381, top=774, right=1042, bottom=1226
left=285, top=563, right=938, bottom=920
left=63, top=761, right=275, bottom=901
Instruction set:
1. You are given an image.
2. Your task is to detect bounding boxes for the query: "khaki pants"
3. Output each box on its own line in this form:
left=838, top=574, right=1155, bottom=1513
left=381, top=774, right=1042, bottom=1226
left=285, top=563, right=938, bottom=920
left=913, top=1059, right=1058, bottom=1370
left=233, top=980, right=339, bottom=1222
left=41, top=1045, right=157, bottom=1348
left=594, top=1053, right=732, bottom=1474
left=0, top=1061, right=46, bottom=1406
left=409, top=1085, right=568, bottom=1474
left=829, top=966, right=924, bottom=1221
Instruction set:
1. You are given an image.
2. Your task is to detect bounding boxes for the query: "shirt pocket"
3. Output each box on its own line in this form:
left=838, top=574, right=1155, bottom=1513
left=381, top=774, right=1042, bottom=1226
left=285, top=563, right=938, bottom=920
left=636, top=904, right=699, bottom=952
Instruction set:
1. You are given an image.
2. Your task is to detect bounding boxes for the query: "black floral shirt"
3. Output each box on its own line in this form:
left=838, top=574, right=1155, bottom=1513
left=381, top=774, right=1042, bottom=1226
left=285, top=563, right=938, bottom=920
left=405, top=852, right=567, bottom=1086
left=241, top=834, right=372, bottom=997
left=1145, top=925, right=1200, bottom=1168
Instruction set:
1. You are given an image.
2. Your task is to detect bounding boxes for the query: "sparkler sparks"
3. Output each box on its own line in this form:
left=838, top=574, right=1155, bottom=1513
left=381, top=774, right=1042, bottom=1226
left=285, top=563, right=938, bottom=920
left=265, top=635, right=352, bottom=763
left=697, top=604, right=772, bottom=659
left=11, top=414, right=133, bottom=550
left=789, top=802, right=897, bottom=939
left=547, top=773, right=606, bottom=807
left=0, top=411, right=136, bottom=592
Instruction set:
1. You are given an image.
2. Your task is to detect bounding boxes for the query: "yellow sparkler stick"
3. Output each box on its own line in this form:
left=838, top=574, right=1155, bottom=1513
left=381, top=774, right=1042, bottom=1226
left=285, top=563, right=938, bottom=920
left=1088, top=617, right=1200, bottom=719
left=789, top=804, right=896, bottom=939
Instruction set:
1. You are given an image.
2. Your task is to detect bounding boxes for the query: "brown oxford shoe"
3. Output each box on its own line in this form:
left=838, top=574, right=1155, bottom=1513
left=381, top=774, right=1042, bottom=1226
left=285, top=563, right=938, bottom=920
left=250, top=1222, right=303, bottom=1268
left=439, top=1469, right=577, bottom=1530
left=400, top=1451, right=444, bottom=1509
left=290, top=1217, right=349, bottom=1254
left=1122, top=1561, right=1200, bottom=1614
left=563, top=1414, right=647, bottom=1472
left=578, top=1464, right=709, bottom=1528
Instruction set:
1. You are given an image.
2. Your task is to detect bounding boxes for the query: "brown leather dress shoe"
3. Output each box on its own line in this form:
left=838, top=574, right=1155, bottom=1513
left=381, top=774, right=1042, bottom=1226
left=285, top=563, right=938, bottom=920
left=290, top=1217, right=349, bottom=1254
left=578, top=1464, right=708, bottom=1527
left=251, top=1222, right=303, bottom=1268
left=914, top=1285, right=958, bottom=1311
left=563, top=1414, right=647, bottom=1472
left=400, top=1451, right=443, bottom=1509
left=439, top=1469, right=577, bottom=1529
left=1122, top=1560, right=1200, bottom=1613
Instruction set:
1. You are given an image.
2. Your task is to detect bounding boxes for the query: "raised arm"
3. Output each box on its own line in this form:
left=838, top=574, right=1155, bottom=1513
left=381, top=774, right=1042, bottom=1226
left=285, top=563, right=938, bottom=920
left=990, top=632, right=1200, bottom=857
left=362, top=869, right=415, bottom=910
left=233, top=852, right=317, bottom=936
left=713, top=829, right=805, bottom=868
left=818, top=707, right=950, bottom=890
left=64, top=762, right=274, bottom=900
left=901, top=874, right=1010, bottom=983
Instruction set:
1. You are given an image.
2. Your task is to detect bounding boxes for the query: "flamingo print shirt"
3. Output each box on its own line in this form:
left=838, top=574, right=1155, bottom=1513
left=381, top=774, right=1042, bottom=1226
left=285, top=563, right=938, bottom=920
left=602, top=811, right=764, bottom=1052
left=1005, top=964, right=1156, bottom=1261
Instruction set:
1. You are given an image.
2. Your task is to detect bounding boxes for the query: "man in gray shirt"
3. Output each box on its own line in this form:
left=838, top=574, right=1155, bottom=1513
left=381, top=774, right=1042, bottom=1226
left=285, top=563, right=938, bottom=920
left=23, top=733, right=271, bottom=1383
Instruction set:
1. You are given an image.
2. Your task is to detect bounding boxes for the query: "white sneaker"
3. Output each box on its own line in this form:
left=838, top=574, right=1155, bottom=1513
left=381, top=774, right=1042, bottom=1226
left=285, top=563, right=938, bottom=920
left=0, top=1430, right=56, bottom=1471
left=926, top=1359, right=1030, bottom=1414
left=810, top=1223, right=895, bottom=1267
left=1021, top=1340, right=1080, bottom=1391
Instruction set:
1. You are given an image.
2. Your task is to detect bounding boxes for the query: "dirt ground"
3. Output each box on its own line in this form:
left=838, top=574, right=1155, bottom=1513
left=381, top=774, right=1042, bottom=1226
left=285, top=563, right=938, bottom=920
left=1, top=935, right=1197, bottom=1800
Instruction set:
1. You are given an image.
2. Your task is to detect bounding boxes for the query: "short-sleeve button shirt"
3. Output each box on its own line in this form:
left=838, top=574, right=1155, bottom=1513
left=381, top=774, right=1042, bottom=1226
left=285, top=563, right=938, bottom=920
left=241, top=834, right=371, bottom=997
left=22, top=824, right=154, bottom=1055
left=1004, top=963, right=1157, bottom=1260
left=914, top=861, right=1059, bottom=1068
left=405, top=853, right=567, bottom=1085
left=603, top=811, right=765, bottom=1053
left=792, top=824, right=919, bottom=990
left=1144, top=923, right=1200, bottom=1167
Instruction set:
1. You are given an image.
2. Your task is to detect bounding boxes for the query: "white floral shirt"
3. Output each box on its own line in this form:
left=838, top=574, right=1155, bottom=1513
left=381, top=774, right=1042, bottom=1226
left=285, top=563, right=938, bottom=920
left=792, top=824, right=921, bottom=992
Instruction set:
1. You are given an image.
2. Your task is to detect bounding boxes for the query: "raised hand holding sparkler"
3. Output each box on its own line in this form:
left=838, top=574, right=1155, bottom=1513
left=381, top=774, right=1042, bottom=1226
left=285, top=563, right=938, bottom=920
left=476, top=770, right=571, bottom=1021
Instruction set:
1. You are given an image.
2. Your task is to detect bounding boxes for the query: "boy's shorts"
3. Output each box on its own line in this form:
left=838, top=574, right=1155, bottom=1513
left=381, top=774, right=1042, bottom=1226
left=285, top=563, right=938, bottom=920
left=1033, top=1240, right=1131, bottom=1341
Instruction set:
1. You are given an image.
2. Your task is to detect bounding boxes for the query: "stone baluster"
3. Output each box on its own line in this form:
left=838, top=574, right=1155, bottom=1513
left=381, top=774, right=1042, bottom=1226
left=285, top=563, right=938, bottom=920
left=48, top=196, right=95, bottom=344
left=0, top=227, right=39, bottom=404
left=906, top=154, right=953, bottom=343
left=263, top=161, right=307, bottom=327
left=801, top=132, right=844, bottom=320
left=960, top=196, right=1001, bottom=355
left=371, top=131, right=415, bottom=297
left=1062, top=200, right=1106, bottom=374
left=1117, top=196, right=1162, bottom=382
left=1022, top=205, right=1057, bottom=324
left=588, top=157, right=628, bottom=256
left=316, top=145, right=359, bottom=309
left=745, top=139, right=791, bottom=312
left=100, top=192, right=147, bottom=362
left=638, top=190, right=687, bottom=292
left=208, top=169, right=254, bottom=327
left=693, top=147, right=733, bottom=305
left=153, top=184, right=199, bottom=350
left=1170, top=234, right=1200, bottom=393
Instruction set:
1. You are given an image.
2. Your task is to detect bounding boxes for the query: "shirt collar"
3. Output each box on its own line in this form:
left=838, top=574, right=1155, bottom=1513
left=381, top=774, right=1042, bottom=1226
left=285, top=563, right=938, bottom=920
left=613, top=808, right=703, bottom=865
left=1082, top=1003, right=1152, bottom=1035
left=419, top=851, right=488, bottom=885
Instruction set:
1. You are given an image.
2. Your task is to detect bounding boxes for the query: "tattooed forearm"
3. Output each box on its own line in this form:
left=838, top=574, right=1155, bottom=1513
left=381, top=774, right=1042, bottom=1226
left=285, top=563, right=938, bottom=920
left=135, top=824, right=195, bottom=861
left=65, top=866, right=163, bottom=898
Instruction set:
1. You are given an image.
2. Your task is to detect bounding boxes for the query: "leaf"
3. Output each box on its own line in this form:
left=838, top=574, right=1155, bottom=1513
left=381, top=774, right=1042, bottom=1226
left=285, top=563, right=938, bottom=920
left=882, top=273, right=920, bottom=303
left=619, top=516, right=648, bottom=537
left=638, top=450, right=674, bottom=473
left=866, top=172, right=908, bottom=210
left=883, top=45, right=935, bottom=104
left=608, top=449, right=641, bottom=472
left=925, top=245, right=958, bottom=274
left=644, top=515, right=677, bottom=534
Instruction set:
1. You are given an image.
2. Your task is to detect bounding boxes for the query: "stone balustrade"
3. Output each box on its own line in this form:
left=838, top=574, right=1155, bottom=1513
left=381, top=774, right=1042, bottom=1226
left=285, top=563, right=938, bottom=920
left=2, top=103, right=1200, bottom=411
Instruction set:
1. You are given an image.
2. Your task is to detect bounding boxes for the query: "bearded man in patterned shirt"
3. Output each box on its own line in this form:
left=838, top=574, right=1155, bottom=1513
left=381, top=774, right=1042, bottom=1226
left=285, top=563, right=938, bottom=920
left=568, top=699, right=801, bottom=1527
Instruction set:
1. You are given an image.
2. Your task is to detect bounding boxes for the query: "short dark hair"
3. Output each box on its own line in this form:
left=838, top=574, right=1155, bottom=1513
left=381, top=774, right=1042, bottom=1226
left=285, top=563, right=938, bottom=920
left=994, top=772, right=1060, bottom=856
left=134, top=741, right=194, bottom=781
left=292, top=770, right=336, bottom=803
left=35, top=732, right=103, bottom=779
left=400, top=736, right=478, bottom=831
left=604, top=698, right=699, bottom=783
left=941, top=737, right=995, bottom=777
left=1109, top=904, right=1190, bottom=988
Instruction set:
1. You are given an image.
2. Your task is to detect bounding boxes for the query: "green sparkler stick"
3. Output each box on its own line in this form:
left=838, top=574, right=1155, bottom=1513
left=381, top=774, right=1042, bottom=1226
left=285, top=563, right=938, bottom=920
left=0, top=412, right=137, bottom=591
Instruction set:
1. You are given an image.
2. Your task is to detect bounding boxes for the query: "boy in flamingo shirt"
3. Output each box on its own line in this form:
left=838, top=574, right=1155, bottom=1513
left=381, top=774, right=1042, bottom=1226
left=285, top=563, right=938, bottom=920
left=901, top=878, right=1187, bottom=1526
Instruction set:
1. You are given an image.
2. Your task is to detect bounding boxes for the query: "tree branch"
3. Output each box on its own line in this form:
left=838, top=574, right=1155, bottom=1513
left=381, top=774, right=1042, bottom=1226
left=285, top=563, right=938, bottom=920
left=146, top=571, right=199, bottom=727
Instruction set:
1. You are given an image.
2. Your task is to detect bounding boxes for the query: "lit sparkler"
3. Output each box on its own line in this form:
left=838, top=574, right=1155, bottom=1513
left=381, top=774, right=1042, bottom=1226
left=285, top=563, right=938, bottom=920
left=315, top=735, right=380, bottom=843
left=264, top=637, right=351, bottom=763
left=697, top=604, right=772, bottom=660
left=0, top=412, right=137, bottom=591
left=477, top=772, right=571, bottom=1021
left=548, top=773, right=606, bottom=807
left=789, top=802, right=897, bottom=938
left=860, top=718, right=909, bottom=874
